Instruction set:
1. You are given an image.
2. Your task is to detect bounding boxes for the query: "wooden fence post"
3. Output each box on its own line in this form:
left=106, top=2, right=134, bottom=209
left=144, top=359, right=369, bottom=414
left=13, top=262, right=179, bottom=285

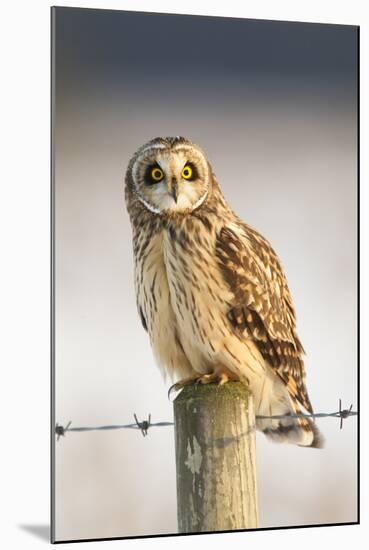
left=173, top=381, right=258, bottom=533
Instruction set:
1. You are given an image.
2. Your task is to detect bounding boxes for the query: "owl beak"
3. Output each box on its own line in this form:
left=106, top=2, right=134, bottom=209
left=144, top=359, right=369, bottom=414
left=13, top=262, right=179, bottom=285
left=169, top=177, right=178, bottom=203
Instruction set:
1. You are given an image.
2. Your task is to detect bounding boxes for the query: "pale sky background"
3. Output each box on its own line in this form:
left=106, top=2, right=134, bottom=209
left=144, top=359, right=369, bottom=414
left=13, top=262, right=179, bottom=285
left=52, top=7, right=358, bottom=542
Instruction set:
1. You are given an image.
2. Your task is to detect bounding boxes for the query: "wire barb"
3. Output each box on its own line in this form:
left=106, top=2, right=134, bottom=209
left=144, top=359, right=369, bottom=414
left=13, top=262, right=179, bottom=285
left=338, top=399, right=354, bottom=430
left=134, top=413, right=151, bottom=437
left=55, top=420, right=71, bottom=441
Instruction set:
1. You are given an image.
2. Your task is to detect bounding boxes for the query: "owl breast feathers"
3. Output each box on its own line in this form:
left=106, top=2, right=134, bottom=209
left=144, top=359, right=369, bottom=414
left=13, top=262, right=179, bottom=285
left=125, top=136, right=323, bottom=448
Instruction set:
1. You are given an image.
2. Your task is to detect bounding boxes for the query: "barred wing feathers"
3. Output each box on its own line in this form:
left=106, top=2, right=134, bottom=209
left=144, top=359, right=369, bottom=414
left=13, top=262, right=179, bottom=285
left=216, top=222, right=313, bottom=415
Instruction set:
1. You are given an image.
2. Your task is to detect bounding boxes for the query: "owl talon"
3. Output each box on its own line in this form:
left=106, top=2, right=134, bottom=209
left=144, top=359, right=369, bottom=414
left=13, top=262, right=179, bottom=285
left=168, top=376, right=202, bottom=400
left=168, top=382, right=181, bottom=400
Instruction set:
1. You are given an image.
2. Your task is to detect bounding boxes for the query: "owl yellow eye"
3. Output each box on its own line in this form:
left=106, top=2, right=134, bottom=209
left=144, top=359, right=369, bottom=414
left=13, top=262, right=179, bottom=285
left=181, top=164, right=193, bottom=180
left=150, top=166, right=164, bottom=182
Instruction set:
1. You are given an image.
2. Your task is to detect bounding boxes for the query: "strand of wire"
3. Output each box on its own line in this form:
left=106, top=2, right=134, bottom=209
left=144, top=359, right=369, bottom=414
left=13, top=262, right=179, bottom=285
left=55, top=400, right=357, bottom=440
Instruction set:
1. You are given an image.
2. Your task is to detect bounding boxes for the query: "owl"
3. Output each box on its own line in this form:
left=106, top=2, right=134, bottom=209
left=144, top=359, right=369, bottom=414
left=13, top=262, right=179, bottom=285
left=124, top=136, right=323, bottom=448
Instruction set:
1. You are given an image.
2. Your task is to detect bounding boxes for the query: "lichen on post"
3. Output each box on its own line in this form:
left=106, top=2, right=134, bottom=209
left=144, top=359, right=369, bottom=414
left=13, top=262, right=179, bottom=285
left=174, top=381, right=258, bottom=533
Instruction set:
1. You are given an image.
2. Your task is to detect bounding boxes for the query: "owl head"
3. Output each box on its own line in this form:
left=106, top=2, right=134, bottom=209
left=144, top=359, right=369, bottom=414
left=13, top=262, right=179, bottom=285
left=125, top=137, right=211, bottom=215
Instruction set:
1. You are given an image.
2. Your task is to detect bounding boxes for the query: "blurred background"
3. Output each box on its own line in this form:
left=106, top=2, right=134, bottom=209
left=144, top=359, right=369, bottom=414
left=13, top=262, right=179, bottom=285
left=53, top=7, right=358, bottom=542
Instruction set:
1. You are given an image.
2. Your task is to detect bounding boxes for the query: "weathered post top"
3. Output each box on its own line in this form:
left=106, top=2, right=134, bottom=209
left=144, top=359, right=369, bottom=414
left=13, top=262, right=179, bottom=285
left=174, top=381, right=258, bottom=533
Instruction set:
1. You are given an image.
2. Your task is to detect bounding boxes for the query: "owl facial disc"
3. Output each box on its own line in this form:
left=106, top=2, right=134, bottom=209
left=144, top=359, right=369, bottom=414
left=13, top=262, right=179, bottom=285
left=129, top=137, right=210, bottom=215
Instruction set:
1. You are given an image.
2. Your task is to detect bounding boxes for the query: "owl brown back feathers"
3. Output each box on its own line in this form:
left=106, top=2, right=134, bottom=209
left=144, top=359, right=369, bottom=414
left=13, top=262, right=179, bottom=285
left=125, top=136, right=323, bottom=448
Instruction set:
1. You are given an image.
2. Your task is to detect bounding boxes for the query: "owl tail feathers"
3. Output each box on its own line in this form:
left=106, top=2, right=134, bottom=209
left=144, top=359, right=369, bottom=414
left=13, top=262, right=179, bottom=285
left=261, top=417, right=324, bottom=448
left=258, top=397, right=324, bottom=449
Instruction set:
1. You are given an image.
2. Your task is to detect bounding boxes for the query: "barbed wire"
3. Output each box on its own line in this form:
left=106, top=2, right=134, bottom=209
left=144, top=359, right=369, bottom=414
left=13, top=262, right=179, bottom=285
left=55, top=416, right=173, bottom=441
left=55, top=399, right=357, bottom=441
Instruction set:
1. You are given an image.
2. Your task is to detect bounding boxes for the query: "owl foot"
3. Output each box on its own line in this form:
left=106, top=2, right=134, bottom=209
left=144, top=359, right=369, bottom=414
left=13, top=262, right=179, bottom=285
left=196, top=372, right=231, bottom=385
left=168, top=372, right=231, bottom=400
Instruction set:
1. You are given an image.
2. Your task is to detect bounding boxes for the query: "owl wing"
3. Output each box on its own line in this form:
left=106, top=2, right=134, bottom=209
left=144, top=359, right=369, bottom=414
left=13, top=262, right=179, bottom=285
left=215, top=221, right=313, bottom=414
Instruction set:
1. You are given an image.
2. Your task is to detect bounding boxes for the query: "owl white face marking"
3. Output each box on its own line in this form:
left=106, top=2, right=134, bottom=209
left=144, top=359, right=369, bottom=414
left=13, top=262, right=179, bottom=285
left=130, top=140, right=210, bottom=215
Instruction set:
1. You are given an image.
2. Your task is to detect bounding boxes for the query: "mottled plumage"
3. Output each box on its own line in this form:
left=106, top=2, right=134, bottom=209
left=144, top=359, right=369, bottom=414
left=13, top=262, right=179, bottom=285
left=124, top=136, right=323, bottom=447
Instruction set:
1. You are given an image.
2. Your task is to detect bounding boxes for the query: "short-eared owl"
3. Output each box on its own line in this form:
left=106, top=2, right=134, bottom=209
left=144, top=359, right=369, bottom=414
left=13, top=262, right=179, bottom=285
left=125, top=136, right=323, bottom=448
